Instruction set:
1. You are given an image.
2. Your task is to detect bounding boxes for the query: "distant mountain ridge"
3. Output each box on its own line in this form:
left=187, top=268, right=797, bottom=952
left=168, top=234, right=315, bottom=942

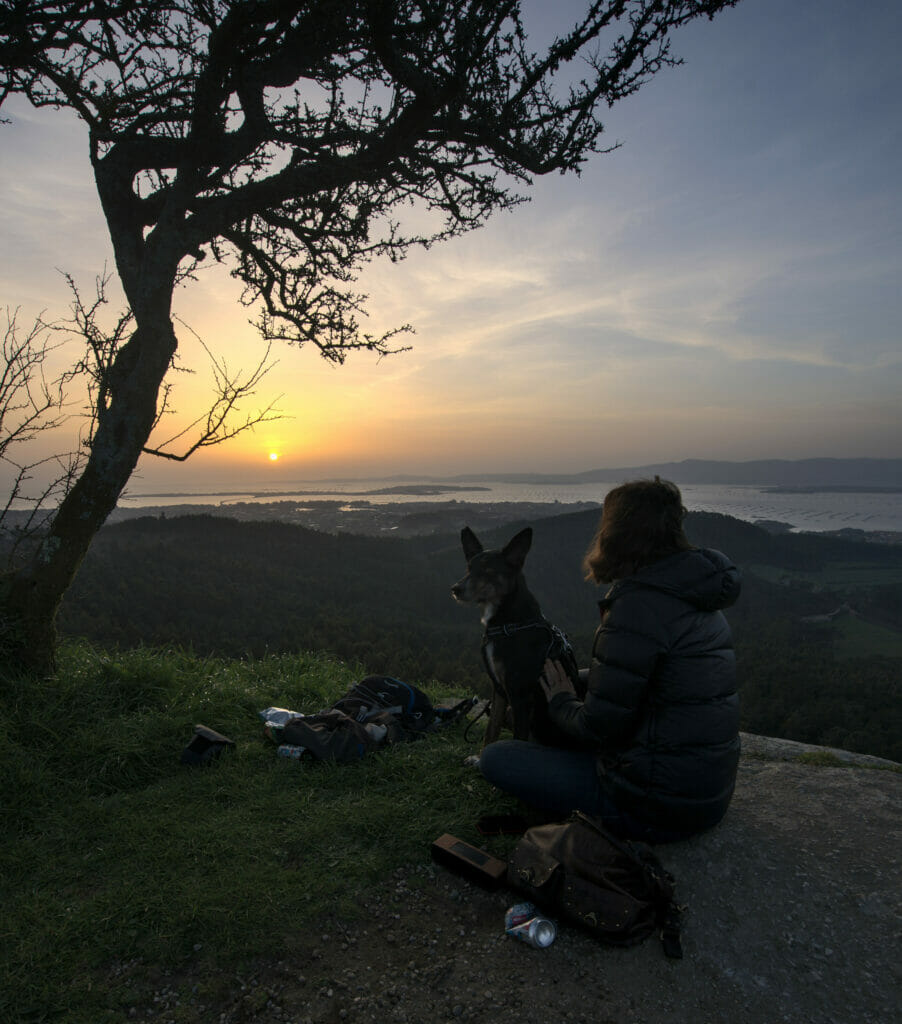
left=440, top=458, right=902, bottom=488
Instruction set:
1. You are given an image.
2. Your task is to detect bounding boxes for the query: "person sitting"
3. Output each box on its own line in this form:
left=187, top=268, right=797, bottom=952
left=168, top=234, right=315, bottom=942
left=479, top=476, right=742, bottom=843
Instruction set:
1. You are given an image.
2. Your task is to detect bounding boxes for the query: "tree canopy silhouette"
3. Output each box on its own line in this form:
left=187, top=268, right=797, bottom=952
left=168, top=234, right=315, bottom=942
left=0, top=0, right=737, bottom=673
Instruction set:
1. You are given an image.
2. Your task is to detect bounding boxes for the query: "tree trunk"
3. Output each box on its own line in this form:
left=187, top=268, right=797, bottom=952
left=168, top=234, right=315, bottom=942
left=0, top=315, right=177, bottom=676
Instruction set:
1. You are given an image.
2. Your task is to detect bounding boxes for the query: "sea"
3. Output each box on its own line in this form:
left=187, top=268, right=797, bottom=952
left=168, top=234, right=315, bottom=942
left=118, top=479, right=902, bottom=535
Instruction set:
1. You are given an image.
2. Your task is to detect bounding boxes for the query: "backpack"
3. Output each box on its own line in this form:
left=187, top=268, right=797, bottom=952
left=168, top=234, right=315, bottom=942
left=507, top=811, right=683, bottom=958
left=331, top=675, right=435, bottom=737
left=278, top=709, right=377, bottom=762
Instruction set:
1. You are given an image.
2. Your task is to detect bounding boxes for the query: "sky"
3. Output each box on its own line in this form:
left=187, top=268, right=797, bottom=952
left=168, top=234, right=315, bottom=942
left=1, top=0, right=900, bottom=492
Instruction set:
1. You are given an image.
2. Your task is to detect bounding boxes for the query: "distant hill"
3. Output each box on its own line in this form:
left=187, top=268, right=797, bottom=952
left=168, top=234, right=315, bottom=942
left=440, top=458, right=902, bottom=488
left=58, top=505, right=902, bottom=761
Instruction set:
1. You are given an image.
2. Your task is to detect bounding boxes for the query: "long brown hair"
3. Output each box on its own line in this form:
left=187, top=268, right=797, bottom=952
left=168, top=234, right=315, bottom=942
left=583, top=476, right=691, bottom=583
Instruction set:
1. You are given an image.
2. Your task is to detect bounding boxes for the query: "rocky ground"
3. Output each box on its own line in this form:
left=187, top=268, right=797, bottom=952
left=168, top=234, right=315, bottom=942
left=118, top=737, right=901, bottom=1024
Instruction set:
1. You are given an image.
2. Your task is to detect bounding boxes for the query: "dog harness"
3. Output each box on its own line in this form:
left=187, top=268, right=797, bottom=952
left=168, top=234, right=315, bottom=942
left=482, top=619, right=576, bottom=676
left=468, top=619, right=579, bottom=743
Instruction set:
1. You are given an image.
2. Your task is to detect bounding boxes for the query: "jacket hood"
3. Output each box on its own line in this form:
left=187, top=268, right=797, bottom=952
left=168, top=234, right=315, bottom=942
left=609, top=547, right=742, bottom=612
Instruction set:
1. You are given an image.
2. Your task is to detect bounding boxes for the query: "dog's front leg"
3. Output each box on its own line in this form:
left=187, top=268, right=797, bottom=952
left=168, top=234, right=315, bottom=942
left=483, top=688, right=509, bottom=748
left=463, top=690, right=509, bottom=768
left=508, top=684, right=533, bottom=741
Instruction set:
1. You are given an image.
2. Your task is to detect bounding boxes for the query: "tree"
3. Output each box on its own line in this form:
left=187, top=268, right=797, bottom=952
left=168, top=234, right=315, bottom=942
left=0, top=0, right=737, bottom=674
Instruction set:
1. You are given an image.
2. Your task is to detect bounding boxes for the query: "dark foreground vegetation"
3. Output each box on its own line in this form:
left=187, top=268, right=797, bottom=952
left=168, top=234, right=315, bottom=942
left=2, top=644, right=899, bottom=1024
left=56, top=508, right=902, bottom=762
left=0, top=644, right=512, bottom=1023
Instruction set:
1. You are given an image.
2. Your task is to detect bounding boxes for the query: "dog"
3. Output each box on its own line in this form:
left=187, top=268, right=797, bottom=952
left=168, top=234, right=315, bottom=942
left=451, top=525, right=585, bottom=751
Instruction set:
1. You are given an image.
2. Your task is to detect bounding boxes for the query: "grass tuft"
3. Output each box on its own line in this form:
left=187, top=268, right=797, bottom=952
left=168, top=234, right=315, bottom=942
left=795, top=750, right=846, bottom=767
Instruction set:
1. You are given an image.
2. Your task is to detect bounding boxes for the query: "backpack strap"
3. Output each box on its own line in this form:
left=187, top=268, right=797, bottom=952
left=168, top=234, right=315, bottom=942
left=641, top=854, right=683, bottom=959
left=434, top=696, right=479, bottom=726
left=659, top=900, right=683, bottom=960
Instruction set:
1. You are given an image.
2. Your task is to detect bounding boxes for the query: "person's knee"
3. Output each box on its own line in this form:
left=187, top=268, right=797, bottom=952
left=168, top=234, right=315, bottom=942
left=477, top=740, right=513, bottom=786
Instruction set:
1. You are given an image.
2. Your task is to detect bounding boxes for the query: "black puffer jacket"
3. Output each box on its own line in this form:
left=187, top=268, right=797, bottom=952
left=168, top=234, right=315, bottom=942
left=549, top=547, right=741, bottom=833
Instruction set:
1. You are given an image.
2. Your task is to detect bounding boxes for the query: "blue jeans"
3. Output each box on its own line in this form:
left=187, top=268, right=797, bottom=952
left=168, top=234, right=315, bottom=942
left=478, top=739, right=692, bottom=844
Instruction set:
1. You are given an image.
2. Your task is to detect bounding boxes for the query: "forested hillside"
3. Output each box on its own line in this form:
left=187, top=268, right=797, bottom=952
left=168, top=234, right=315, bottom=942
left=58, top=509, right=902, bottom=761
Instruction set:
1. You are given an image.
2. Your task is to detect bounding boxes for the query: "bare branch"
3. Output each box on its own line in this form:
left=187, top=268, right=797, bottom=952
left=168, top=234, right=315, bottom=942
left=141, top=321, right=285, bottom=461
left=46, top=272, right=286, bottom=462
left=0, top=307, right=67, bottom=456
left=45, top=269, right=135, bottom=447
left=0, top=307, right=83, bottom=558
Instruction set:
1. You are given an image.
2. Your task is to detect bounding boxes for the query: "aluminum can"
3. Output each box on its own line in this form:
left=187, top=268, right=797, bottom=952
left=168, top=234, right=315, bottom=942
left=505, top=902, right=556, bottom=948
left=277, top=744, right=306, bottom=759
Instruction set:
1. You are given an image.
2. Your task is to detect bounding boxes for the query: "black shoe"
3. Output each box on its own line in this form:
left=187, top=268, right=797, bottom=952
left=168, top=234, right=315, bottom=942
left=180, top=724, right=235, bottom=765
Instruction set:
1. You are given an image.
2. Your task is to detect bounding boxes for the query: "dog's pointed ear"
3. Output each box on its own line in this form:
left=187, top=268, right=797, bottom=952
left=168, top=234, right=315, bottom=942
left=461, top=526, right=483, bottom=562
left=502, top=527, right=533, bottom=571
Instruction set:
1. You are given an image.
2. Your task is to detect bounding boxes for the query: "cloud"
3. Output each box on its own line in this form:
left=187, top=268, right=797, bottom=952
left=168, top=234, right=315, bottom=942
left=0, top=102, right=111, bottom=312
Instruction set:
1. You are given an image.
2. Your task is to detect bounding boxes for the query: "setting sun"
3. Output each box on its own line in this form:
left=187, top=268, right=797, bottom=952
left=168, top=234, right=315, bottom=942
left=268, top=452, right=279, bottom=462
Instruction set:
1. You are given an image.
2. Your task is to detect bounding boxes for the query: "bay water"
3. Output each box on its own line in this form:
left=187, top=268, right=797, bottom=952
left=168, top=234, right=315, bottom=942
left=118, top=479, right=902, bottom=535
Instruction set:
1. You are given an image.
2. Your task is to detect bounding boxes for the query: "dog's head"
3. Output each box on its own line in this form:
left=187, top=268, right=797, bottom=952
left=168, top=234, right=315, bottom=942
left=451, top=526, right=532, bottom=620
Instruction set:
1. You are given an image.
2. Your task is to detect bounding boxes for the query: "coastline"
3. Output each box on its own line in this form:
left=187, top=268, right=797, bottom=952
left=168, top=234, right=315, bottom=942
left=104, top=497, right=604, bottom=537
left=95, top=497, right=902, bottom=544
left=5, top=476, right=902, bottom=541
left=107, top=471, right=902, bottom=536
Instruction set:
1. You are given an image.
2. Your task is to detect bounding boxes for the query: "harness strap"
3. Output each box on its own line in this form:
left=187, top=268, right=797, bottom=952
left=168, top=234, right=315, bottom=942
left=483, top=619, right=575, bottom=663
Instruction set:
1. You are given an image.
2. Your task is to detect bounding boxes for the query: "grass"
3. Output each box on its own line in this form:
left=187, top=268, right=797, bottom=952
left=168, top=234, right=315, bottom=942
left=832, top=615, right=902, bottom=659
left=0, top=641, right=517, bottom=1023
